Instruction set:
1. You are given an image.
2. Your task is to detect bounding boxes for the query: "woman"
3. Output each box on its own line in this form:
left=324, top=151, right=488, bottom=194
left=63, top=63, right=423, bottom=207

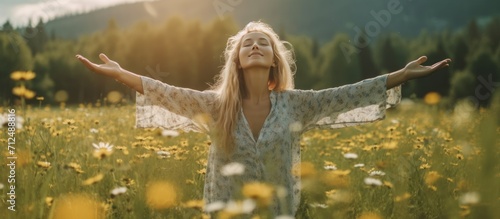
left=76, top=21, right=451, bottom=216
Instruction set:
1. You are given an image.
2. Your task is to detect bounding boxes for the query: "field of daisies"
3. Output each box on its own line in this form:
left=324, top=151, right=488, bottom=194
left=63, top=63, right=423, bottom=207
left=0, top=99, right=499, bottom=219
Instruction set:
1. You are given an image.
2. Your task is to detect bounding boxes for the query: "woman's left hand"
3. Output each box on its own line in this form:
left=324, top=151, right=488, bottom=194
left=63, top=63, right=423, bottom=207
left=404, top=56, right=452, bottom=80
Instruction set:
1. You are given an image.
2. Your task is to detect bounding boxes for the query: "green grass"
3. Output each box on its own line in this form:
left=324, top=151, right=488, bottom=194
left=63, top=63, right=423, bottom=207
left=0, top=102, right=498, bottom=219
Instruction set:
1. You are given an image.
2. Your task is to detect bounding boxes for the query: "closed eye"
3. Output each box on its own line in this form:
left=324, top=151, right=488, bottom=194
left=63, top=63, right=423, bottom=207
left=242, top=38, right=270, bottom=47
left=258, top=39, right=269, bottom=46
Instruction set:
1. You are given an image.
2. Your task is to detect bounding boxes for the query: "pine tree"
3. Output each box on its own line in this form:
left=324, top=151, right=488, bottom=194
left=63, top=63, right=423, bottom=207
left=288, top=36, right=317, bottom=89
left=379, top=37, right=398, bottom=72
left=311, top=38, right=319, bottom=58
left=23, top=18, right=48, bottom=55
left=199, top=17, right=238, bottom=88
left=35, top=18, right=48, bottom=53
left=468, top=48, right=499, bottom=81
left=0, top=32, right=33, bottom=101
left=101, top=19, right=121, bottom=60
left=485, top=16, right=500, bottom=51
left=467, top=46, right=500, bottom=106
left=375, top=33, right=408, bottom=73
left=495, top=47, right=500, bottom=70
left=357, top=30, right=379, bottom=79
left=2, top=20, right=14, bottom=32
left=449, top=70, right=475, bottom=102
left=451, top=34, right=469, bottom=71
left=465, top=19, right=481, bottom=47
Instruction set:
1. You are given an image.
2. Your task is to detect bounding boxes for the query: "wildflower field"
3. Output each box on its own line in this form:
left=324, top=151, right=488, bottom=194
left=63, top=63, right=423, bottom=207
left=0, top=99, right=499, bottom=219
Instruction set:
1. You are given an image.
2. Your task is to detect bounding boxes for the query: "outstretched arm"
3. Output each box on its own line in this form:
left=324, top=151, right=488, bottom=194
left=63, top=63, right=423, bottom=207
left=386, top=56, right=451, bottom=89
left=76, top=53, right=144, bottom=94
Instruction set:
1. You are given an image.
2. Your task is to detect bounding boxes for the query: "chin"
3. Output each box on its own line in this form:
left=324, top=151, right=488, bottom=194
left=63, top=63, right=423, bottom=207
left=242, top=62, right=272, bottom=69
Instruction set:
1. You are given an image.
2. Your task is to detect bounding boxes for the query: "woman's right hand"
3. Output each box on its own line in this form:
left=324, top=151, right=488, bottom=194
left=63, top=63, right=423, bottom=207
left=76, top=53, right=122, bottom=79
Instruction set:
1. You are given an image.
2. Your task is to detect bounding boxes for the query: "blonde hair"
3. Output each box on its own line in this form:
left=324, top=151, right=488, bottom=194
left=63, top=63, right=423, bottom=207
left=211, top=21, right=296, bottom=154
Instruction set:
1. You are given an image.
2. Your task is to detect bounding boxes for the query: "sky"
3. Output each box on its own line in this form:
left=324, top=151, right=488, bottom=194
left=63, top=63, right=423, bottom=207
left=0, top=0, right=149, bottom=27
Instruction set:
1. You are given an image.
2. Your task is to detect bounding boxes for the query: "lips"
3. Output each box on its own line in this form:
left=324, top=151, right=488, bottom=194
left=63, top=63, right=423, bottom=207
left=248, top=52, right=263, bottom=57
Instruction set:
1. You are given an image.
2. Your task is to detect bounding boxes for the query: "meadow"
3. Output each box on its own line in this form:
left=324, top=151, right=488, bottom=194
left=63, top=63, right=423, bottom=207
left=0, top=99, right=499, bottom=219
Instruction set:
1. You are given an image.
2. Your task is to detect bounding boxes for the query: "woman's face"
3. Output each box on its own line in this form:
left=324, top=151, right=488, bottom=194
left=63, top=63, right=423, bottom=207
left=238, top=32, right=274, bottom=70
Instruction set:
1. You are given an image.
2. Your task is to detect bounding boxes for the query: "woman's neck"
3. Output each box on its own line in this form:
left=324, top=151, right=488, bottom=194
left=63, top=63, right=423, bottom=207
left=242, top=68, right=270, bottom=105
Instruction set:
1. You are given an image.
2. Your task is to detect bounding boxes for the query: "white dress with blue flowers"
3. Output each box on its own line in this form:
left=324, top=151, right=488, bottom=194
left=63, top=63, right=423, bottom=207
left=136, top=74, right=401, bottom=216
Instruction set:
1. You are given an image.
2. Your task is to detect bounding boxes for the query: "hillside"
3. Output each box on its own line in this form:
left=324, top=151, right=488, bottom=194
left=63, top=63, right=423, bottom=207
left=43, top=0, right=500, bottom=42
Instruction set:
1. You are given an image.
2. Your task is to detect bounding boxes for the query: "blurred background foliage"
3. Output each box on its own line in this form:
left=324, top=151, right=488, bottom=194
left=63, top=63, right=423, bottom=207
left=0, top=0, right=499, bottom=107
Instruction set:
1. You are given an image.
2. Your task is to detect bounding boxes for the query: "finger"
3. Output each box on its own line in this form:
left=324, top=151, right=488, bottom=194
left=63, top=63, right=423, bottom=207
left=417, top=56, right=428, bottom=65
left=430, top=60, right=449, bottom=69
left=99, top=53, right=111, bottom=63
left=76, top=55, right=98, bottom=71
left=430, top=62, right=443, bottom=69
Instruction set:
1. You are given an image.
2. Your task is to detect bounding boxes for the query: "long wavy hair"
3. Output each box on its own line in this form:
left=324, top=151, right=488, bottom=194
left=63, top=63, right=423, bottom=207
left=211, top=21, right=296, bottom=154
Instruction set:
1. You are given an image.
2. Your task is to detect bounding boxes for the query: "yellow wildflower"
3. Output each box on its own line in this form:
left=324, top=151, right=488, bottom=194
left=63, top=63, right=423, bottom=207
left=65, top=162, right=84, bottom=174
left=183, top=199, right=204, bottom=210
left=419, top=163, right=431, bottom=169
left=424, top=92, right=441, bottom=105
left=10, top=71, right=36, bottom=81
left=82, top=173, right=104, bottom=186
left=394, top=192, right=411, bottom=202
left=146, top=181, right=178, bottom=210
left=242, top=182, right=274, bottom=206
left=93, top=149, right=113, bottom=159
left=322, top=169, right=351, bottom=188
left=292, top=162, right=317, bottom=178
left=49, top=193, right=105, bottom=219
left=425, top=171, right=441, bottom=186
left=383, top=181, right=394, bottom=189
left=37, top=161, right=51, bottom=169
left=45, top=196, right=54, bottom=207
left=358, top=212, right=383, bottom=219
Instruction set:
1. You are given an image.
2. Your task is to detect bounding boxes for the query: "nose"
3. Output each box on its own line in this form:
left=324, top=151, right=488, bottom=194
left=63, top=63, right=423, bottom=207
left=251, top=42, right=259, bottom=50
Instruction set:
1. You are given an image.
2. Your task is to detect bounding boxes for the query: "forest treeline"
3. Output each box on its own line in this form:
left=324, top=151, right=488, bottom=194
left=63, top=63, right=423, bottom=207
left=1, top=16, right=499, bottom=107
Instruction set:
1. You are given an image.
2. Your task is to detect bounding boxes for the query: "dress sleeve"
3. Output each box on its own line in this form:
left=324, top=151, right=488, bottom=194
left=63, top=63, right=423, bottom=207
left=289, top=74, right=401, bottom=131
left=135, top=76, right=216, bottom=133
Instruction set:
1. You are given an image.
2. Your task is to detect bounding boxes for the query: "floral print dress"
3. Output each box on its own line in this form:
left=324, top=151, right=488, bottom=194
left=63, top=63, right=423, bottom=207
left=136, top=74, right=401, bottom=216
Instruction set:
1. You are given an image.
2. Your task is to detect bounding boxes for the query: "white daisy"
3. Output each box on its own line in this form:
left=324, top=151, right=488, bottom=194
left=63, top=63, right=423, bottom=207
left=369, top=170, right=386, bottom=176
left=92, top=142, right=113, bottom=151
left=110, top=186, right=127, bottom=196
left=156, top=150, right=171, bottom=158
left=459, top=192, right=480, bottom=205
left=343, top=153, right=358, bottom=159
left=324, top=165, right=337, bottom=170
left=354, top=163, right=365, bottom=168
left=364, top=177, right=383, bottom=186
